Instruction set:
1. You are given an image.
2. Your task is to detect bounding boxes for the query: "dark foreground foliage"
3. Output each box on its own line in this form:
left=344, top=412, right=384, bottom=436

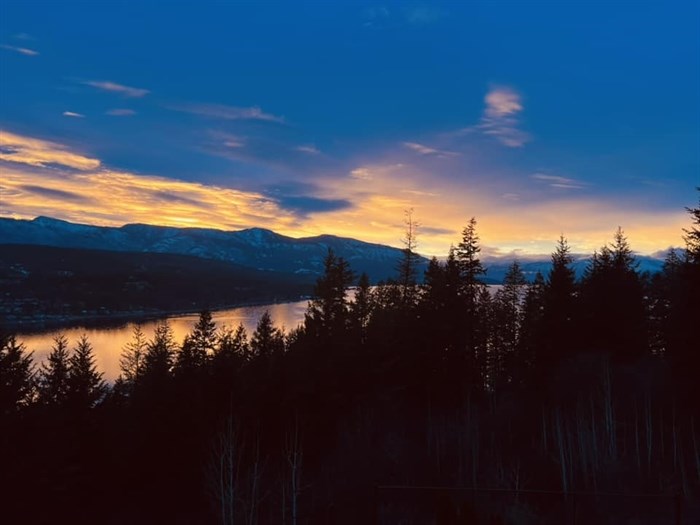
left=1, top=191, right=699, bottom=524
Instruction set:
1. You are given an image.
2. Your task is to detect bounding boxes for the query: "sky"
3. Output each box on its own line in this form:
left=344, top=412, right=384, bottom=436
left=0, top=0, right=698, bottom=257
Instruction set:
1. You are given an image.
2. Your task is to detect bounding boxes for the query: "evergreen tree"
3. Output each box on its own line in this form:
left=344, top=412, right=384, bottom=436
left=216, top=324, right=250, bottom=362
left=579, top=228, right=648, bottom=360
left=38, top=334, right=71, bottom=407
left=349, top=272, right=373, bottom=342
left=539, top=236, right=578, bottom=369
left=492, top=261, right=527, bottom=388
left=684, top=187, right=700, bottom=264
left=119, top=325, right=147, bottom=386
left=251, top=311, right=285, bottom=358
left=518, top=271, right=546, bottom=375
left=67, top=334, right=106, bottom=409
left=190, top=309, right=217, bottom=360
left=0, top=335, right=35, bottom=415
left=455, top=217, right=487, bottom=301
left=304, top=249, right=354, bottom=340
left=142, top=320, right=176, bottom=384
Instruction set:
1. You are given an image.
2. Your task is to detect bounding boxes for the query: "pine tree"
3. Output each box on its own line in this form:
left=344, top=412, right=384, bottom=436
left=38, top=334, right=71, bottom=406
left=67, top=334, right=106, bottom=409
left=684, top=187, right=700, bottom=264
left=349, top=272, right=373, bottom=342
left=142, top=320, right=176, bottom=384
left=119, top=325, right=147, bottom=386
left=251, top=311, right=285, bottom=358
left=190, top=310, right=217, bottom=360
left=493, top=261, right=527, bottom=388
left=455, top=217, right=487, bottom=301
left=0, top=335, right=35, bottom=415
left=304, top=249, right=354, bottom=340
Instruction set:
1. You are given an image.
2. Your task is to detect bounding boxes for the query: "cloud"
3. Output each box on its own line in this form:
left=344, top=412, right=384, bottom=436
left=1, top=44, right=39, bottom=56
left=2, top=159, right=300, bottom=232
left=0, top=131, right=100, bottom=171
left=171, top=103, right=284, bottom=123
left=531, top=173, right=586, bottom=190
left=403, top=141, right=458, bottom=158
left=84, top=80, right=150, bottom=98
left=295, top=145, right=320, bottom=155
left=404, top=5, right=443, bottom=25
left=273, top=195, right=353, bottom=215
left=19, top=185, right=89, bottom=203
left=479, top=86, right=529, bottom=147
left=106, top=108, right=136, bottom=116
left=62, top=111, right=85, bottom=118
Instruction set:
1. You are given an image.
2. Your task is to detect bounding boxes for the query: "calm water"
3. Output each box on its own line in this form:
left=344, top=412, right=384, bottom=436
left=17, top=300, right=309, bottom=382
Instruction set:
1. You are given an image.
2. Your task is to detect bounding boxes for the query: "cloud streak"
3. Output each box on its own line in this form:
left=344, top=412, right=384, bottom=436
left=403, top=141, right=459, bottom=158
left=171, top=103, right=284, bottom=123
left=84, top=80, right=150, bottom=97
left=106, top=108, right=136, bottom=116
left=62, top=111, right=85, bottom=118
left=531, top=173, right=586, bottom=190
left=0, top=131, right=100, bottom=170
left=0, top=44, right=39, bottom=56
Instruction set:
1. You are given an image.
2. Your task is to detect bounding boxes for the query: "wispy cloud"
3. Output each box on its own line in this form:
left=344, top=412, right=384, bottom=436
left=62, top=111, right=85, bottom=118
left=403, top=141, right=459, bottom=158
left=0, top=131, right=100, bottom=171
left=295, top=145, right=320, bottom=155
left=479, top=86, right=529, bottom=147
left=404, top=5, right=444, bottom=25
left=106, top=108, right=136, bottom=116
left=84, top=80, right=150, bottom=98
left=1, top=44, right=39, bottom=56
left=171, top=103, right=284, bottom=123
left=531, top=173, right=586, bottom=190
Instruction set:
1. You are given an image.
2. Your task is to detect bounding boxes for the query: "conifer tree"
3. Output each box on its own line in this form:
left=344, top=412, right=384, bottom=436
left=251, top=311, right=285, bottom=358
left=120, top=325, right=147, bottom=386
left=38, top=334, right=71, bottom=406
left=67, top=334, right=106, bottom=409
left=396, top=209, right=420, bottom=305
left=0, top=335, right=35, bottom=415
left=142, top=320, right=176, bottom=384
left=304, top=249, right=354, bottom=340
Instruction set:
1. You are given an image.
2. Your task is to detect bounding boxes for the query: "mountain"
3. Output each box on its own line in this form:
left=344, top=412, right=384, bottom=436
left=481, top=254, right=665, bottom=283
left=0, top=216, right=425, bottom=282
left=0, top=244, right=316, bottom=327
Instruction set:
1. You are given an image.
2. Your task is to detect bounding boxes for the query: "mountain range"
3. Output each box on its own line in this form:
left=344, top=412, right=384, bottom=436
left=0, top=216, right=666, bottom=283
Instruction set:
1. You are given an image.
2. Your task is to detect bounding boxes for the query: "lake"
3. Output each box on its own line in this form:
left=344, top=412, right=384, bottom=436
left=16, top=300, right=310, bottom=382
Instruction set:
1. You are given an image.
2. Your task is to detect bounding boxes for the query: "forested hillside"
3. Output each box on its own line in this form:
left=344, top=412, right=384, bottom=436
left=1, top=191, right=699, bottom=524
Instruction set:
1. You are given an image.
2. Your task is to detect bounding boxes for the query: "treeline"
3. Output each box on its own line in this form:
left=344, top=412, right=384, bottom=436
left=1, top=192, right=699, bottom=524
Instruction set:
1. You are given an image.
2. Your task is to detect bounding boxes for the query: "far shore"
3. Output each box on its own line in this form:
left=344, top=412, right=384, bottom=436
left=3, top=295, right=311, bottom=335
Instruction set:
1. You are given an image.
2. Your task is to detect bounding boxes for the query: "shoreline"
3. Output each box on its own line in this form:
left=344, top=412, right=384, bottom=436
left=4, top=295, right=311, bottom=335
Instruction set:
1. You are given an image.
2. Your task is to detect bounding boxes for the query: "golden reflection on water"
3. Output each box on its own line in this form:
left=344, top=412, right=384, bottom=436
left=17, top=301, right=309, bottom=382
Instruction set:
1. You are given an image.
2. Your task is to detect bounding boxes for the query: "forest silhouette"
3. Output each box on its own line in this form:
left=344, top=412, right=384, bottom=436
left=1, top=190, right=699, bottom=524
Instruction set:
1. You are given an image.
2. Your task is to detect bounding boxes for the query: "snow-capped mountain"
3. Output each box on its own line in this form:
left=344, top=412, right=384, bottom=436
left=0, top=216, right=423, bottom=282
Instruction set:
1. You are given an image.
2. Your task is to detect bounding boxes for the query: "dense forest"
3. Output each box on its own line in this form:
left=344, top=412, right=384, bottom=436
left=1, top=191, right=699, bottom=524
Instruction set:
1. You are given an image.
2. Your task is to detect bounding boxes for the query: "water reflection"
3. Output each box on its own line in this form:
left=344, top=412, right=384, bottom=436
left=17, top=300, right=309, bottom=382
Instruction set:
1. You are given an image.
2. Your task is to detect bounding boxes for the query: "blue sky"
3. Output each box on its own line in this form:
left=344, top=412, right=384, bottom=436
left=1, top=0, right=698, bottom=255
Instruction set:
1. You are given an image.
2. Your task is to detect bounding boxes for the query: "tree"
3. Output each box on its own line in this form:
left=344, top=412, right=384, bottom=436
left=539, top=236, right=578, bottom=369
left=396, top=208, right=421, bottom=305
left=142, top=320, right=176, bottom=384
left=304, top=249, right=355, bottom=340
left=349, top=272, right=373, bottom=343
left=492, top=261, right=527, bottom=388
left=38, top=334, right=71, bottom=407
left=119, top=325, right=147, bottom=386
left=250, top=311, right=285, bottom=359
left=579, top=228, right=648, bottom=360
left=0, top=335, right=35, bottom=415
left=67, top=334, right=106, bottom=409
left=455, top=217, right=487, bottom=301
left=684, top=187, right=700, bottom=264
left=190, top=309, right=217, bottom=359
